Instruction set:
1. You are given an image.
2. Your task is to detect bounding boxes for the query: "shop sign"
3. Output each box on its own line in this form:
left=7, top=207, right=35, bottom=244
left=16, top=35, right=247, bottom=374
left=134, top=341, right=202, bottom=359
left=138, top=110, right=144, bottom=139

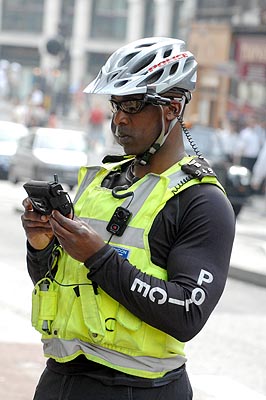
left=236, top=37, right=266, bottom=81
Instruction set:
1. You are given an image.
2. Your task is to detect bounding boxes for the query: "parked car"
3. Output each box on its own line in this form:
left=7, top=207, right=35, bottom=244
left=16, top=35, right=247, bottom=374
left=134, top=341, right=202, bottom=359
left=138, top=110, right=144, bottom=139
left=0, top=120, right=29, bottom=179
left=8, top=127, right=89, bottom=189
left=184, top=125, right=251, bottom=216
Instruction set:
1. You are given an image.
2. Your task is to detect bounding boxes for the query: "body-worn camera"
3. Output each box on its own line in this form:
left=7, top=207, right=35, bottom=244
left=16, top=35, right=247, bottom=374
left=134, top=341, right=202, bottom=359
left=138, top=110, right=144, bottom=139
left=107, top=206, right=132, bottom=236
left=23, top=174, right=73, bottom=216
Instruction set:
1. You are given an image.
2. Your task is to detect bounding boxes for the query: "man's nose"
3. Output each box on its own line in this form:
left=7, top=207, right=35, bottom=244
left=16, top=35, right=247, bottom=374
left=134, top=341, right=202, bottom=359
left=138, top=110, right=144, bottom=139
left=112, top=109, right=129, bottom=125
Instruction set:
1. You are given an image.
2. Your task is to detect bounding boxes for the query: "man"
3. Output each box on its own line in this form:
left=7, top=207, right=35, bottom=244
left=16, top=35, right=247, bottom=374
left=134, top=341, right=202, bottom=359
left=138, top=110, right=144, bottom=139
left=251, top=138, right=266, bottom=214
left=21, top=37, right=235, bottom=399
left=234, top=116, right=265, bottom=173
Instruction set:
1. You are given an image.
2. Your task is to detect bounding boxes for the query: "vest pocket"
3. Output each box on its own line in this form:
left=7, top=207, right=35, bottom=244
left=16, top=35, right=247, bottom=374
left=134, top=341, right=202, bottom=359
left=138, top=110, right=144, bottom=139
left=112, top=305, right=144, bottom=351
left=79, top=284, right=105, bottom=342
left=117, top=305, right=142, bottom=331
left=32, top=278, right=57, bottom=335
left=165, top=334, right=186, bottom=357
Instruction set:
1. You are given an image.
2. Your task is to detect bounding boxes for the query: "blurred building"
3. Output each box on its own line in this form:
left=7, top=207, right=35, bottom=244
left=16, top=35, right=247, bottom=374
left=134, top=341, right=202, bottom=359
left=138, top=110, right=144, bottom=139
left=187, top=0, right=266, bottom=126
left=0, top=0, right=265, bottom=127
left=0, top=0, right=195, bottom=103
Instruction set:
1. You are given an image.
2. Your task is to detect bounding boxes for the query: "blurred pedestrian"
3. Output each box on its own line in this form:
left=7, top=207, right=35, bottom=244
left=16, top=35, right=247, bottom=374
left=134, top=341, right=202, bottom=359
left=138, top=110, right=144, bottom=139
left=87, top=102, right=106, bottom=149
left=0, top=59, right=10, bottom=99
left=47, top=111, right=57, bottom=128
left=217, top=120, right=239, bottom=162
left=234, top=116, right=265, bottom=172
left=251, top=140, right=266, bottom=213
left=11, top=97, right=29, bottom=125
left=30, top=85, right=44, bottom=107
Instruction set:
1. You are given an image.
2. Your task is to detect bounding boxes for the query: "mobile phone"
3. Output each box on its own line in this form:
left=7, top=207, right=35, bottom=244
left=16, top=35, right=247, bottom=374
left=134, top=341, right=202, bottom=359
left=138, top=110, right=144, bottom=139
left=23, top=174, right=73, bottom=216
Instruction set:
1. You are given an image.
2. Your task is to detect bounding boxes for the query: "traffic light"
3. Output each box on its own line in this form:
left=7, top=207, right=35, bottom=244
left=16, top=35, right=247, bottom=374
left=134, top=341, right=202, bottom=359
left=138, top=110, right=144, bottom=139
left=46, top=36, right=65, bottom=56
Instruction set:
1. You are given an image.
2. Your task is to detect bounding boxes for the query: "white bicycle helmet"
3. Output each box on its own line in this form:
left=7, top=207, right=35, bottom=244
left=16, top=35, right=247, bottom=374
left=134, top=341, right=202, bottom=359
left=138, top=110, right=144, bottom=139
left=84, top=37, right=197, bottom=97
left=84, top=37, right=198, bottom=165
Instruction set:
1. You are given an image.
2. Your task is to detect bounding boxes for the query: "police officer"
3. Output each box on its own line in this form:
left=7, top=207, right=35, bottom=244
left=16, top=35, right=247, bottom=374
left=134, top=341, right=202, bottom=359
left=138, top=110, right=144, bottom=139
left=22, top=37, right=235, bottom=400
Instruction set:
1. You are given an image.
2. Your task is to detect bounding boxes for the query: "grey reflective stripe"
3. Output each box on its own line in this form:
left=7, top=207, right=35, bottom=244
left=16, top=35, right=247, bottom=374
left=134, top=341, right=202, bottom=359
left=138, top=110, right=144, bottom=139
left=73, top=166, right=102, bottom=204
left=120, top=174, right=160, bottom=215
left=110, top=170, right=189, bottom=214
left=43, top=338, right=186, bottom=374
left=168, top=170, right=189, bottom=188
left=80, top=217, right=145, bottom=248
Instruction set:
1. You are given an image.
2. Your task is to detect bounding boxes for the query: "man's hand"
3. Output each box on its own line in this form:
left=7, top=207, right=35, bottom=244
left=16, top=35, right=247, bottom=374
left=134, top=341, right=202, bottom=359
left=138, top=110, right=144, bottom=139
left=21, top=198, right=54, bottom=250
left=49, top=210, right=105, bottom=262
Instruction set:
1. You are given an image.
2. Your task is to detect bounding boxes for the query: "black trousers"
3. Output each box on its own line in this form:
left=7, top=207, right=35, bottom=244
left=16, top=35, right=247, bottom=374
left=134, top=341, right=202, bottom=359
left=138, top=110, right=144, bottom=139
left=33, top=368, right=193, bottom=400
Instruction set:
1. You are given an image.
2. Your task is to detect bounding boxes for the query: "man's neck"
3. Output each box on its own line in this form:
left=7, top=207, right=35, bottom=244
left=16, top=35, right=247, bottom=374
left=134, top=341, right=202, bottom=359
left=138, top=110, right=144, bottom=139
left=133, top=149, right=187, bottom=178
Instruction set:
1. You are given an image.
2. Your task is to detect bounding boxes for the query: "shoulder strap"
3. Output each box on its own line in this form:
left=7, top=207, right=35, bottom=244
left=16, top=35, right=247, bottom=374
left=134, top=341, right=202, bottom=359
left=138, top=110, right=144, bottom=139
left=180, top=156, right=217, bottom=180
left=171, top=156, right=225, bottom=196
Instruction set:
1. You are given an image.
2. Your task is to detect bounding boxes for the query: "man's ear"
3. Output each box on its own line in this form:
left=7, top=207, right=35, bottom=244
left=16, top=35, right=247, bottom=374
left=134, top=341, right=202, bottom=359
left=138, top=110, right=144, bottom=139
left=164, top=102, right=181, bottom=121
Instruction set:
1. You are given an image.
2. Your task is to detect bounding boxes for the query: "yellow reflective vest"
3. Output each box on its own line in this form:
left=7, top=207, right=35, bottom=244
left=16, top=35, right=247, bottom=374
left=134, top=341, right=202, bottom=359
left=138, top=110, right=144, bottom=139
left=32, top=156, right=224, bottom=379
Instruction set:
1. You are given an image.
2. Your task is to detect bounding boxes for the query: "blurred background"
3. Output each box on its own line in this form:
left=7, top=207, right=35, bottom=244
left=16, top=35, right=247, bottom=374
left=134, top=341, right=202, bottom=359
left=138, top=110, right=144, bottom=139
left=0, top=0, right=265, bottom=127
left=0, top=1, right=266, bottom=399
left=0, top=0, right=265, bottom=212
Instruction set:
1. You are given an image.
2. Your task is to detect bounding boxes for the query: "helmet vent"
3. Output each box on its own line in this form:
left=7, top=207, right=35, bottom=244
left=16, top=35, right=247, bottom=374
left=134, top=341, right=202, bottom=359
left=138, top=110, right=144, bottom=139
left=164, top=49, right=172, bottom=58
left=118, top=52, right=138, bottom=67
left=135, top=42, right=157, bottom=49
left=114, top=80, right=129, bottom=87
left=110, top=72, right=118, bottom=80
left=183, top=59, right=194, bottom=72
left=137, top=70, right=164, bottom=87
left=130, top=54, right=156, bottom=74
left=170, top=62, right=179, bottom=75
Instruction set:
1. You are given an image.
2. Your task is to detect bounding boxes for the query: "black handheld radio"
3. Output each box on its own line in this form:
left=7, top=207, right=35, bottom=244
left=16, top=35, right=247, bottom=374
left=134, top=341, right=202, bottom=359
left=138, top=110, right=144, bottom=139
left=23, top=174, right=73, bottom=216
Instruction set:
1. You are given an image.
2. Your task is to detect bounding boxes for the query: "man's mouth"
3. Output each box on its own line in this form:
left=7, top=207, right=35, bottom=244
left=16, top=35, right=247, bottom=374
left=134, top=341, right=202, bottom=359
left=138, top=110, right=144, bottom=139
left=117, top=134, right=131, bottom=145
left=116, top=128, right=132, bottom=143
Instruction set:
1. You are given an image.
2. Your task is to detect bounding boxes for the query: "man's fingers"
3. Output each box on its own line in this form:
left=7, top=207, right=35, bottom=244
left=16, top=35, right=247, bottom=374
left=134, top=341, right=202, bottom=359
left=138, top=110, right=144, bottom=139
left=50, top=211, right=94, bottom=240
left=22, top=198, right=50, bottom=223
left=50, top=210, right=77, bottom=232
left=22, top=197, right=33, bottom=210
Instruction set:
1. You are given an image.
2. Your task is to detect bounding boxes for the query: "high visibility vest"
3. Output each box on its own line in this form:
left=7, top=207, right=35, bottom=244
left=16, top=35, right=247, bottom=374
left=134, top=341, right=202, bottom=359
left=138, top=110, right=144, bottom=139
left=32, top=156, right=224, bottom=379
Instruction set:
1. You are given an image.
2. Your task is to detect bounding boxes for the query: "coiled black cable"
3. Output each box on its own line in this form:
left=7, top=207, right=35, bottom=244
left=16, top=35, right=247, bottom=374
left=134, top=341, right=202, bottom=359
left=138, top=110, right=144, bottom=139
left=177, top=115, right=203, bottom=159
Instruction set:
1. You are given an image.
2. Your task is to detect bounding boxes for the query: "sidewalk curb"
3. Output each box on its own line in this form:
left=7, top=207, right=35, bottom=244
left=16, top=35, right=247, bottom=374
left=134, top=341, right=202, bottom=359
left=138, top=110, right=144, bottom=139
left=229, top=265, right=266, bottom=288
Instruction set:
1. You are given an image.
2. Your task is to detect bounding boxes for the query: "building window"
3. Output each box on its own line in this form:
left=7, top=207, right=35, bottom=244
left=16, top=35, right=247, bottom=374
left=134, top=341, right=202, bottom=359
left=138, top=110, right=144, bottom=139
left=197, top=0, right=233, bottom=8
left=0, top=45, right=40, bottom=66
left=87, top=52, right=110, bottom=80
left=90, top=0, right=128, bottom=40
left=171, top=1, right=182, bottom=38
left=1, top=0, right=44, bottom=32
left=144, top=0, right=154, bottom=37
left=196, top=0, right=238, bottom=20
left=60, top=0, right=75, bottom=38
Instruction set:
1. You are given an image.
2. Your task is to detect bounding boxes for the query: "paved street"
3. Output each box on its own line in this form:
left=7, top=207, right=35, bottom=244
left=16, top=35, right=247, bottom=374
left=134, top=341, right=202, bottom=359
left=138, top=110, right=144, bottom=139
left=230, top=195, right=266, bottom=283
left=0, top=180, right=266, bottom=400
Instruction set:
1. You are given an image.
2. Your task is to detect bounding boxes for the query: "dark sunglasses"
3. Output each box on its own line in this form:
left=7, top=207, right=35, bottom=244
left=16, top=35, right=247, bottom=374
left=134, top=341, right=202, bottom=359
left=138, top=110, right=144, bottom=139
left=109, top=98, right=148, bottom=114
left=109, top=94, right=184, bottom=115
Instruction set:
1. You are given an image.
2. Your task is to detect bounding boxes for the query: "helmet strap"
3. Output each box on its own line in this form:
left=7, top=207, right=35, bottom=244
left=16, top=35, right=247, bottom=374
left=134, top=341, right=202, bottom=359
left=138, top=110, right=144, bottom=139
left=137, top=106, right=178, bottom=166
